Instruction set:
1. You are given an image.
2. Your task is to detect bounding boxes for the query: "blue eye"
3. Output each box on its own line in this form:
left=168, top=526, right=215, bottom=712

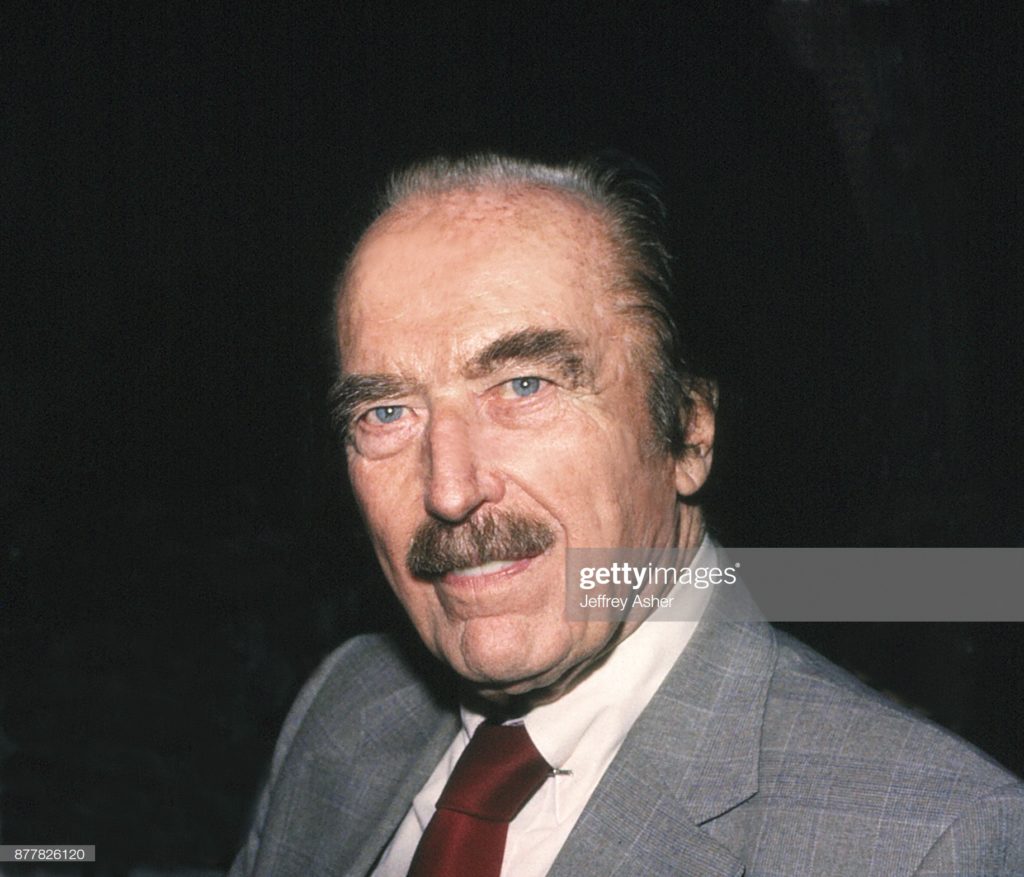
left=369, top=405, right=405, bottom=424
left=510, top=377, right=542, bottom=397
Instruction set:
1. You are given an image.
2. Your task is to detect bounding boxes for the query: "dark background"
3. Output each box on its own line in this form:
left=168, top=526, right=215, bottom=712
left=2, top=2, right=1022, bottom=873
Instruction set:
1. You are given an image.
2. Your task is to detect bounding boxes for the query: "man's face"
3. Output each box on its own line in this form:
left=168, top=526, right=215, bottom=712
left=336, top=188, right=709, bottom=701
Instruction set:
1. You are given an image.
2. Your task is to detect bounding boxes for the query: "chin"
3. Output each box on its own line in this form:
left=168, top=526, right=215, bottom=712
left=446, top=626, right=563, bottom=686
left=454, top=648, right=558, bottom=691
left=461, top=666, right=564, bottom=705
left=443, top=624, right=595, bottom=704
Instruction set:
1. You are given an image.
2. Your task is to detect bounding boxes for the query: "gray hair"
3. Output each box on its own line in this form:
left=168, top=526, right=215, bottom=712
left=350, top=153, right=713, bottom=457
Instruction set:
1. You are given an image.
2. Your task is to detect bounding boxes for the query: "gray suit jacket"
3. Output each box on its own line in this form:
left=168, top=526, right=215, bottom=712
left=230, top=609, right=1024, bottom=876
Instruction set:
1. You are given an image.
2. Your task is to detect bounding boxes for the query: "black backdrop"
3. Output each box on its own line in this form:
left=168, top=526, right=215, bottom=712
left=3, top=2, right=1022, bottom=873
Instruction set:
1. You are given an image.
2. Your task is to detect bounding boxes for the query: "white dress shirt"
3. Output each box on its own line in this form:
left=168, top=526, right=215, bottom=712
left=374, top=538, right=715, bottom=877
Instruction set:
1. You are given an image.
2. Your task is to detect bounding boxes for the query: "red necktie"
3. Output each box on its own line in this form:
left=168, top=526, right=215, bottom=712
left=407, top=721, right=551, bottom=877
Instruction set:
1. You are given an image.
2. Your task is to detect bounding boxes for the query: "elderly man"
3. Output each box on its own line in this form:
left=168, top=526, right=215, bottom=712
left=230, top=155, right=1023, bottom=876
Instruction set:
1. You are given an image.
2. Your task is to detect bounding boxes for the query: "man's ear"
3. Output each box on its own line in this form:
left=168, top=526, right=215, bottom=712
left=674, top=384, right=716, bottom=497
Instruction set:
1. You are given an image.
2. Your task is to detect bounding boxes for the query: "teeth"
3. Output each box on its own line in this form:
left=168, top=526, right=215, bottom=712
left=451, top=559, right=519, bottom=578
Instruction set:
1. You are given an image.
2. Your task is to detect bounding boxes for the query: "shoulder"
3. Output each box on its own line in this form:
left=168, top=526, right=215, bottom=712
left=228, top=634, right=457, bottom=876
left=765, top=629, right=1017, bottom=794
left=754, top=629, right=1024, bottom=870
left=268, top=632, right=453, bottom=773
left=295, top=632, right=430, bottom=712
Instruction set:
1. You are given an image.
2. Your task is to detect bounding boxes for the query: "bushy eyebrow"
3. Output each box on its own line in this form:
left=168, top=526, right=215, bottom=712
left=328, top=373, right=420, bottom=437
left=464, top=328, right=588, bottom=384
left=330, top=328, right=589, bottom=437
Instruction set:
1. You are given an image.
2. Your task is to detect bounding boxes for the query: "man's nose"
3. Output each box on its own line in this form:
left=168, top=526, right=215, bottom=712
left=423, top=406, right=504, bottom=523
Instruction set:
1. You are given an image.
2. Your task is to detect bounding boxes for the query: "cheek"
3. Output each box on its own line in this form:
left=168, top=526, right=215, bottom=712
left=494, top=408, right=670, bottom=517
left=349, top=458, right=422, bottom=566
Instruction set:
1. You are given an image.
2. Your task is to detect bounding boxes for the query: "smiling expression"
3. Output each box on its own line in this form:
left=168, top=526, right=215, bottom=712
left=335, top=186, right=710, bottom=702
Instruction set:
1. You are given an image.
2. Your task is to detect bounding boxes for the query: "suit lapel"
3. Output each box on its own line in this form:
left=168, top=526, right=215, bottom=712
left=261, top=646, right=460, bottom=877
left=550, top=597, right=777, bottom=876
left=325, top=688, right=457, bottom=877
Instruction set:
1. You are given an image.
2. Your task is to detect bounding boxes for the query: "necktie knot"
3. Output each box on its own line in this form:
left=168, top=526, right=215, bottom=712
left=436, top=722, right=551, bottom=822
left=407, top=721, right=552, bottom=877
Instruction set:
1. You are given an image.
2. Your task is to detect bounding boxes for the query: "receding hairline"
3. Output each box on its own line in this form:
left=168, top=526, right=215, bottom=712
left=335, top=178, right=636, bottom=313
left=377, top=176, right=606, bottom=226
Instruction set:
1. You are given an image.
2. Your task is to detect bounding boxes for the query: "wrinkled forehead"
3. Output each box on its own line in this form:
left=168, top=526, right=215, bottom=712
left=335, top=186, right=623, bottom=344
